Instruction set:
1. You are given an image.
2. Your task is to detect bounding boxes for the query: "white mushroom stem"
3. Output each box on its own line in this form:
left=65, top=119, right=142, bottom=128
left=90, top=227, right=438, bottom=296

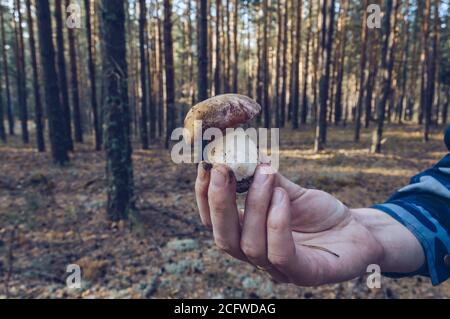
left=206, top=130, right=259, bottom=182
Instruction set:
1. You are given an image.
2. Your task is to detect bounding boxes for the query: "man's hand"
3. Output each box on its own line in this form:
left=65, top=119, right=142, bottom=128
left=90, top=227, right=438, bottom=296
left=195, top=163, right=425, bottom=286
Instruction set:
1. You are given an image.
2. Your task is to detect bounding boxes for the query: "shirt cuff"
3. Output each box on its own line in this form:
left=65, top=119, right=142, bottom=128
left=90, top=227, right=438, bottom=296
left=373, top=203, right=450, bottom=286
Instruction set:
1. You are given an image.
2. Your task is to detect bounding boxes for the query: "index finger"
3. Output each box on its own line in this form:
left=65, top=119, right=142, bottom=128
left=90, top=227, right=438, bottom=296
left=195, top=161, right=212, bottom=227
left=208, top=165, right=248, bottom=261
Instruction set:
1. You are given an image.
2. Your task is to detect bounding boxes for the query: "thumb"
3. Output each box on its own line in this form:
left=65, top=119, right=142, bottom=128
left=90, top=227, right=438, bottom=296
left=274, top=172, right=308, bottom=202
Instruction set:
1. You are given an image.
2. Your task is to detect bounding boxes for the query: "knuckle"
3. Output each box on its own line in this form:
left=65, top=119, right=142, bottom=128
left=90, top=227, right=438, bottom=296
left=208, top=197, right=228, bottom=213
left=241, top=243, right=263, bottom=261
left=267, top=219, right=285, bottom=232
left=195, top=179, right=208, bottom=195
left=215, top=238, right=235, bottom=254
left=268, top=253, right=291, bottom=268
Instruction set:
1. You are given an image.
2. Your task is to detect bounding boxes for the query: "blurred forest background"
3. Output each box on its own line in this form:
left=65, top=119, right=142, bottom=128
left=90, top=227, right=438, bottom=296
left=0, top=0, right=449, bottom=298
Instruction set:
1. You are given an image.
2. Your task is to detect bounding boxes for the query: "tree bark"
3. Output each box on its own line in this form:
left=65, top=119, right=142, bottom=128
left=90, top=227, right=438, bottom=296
left=26, top=0, right=45, bottom=151
left=262, top=0, right=270, bottom=128
left=334, top=0, right=348, bottom=125
left=185, top=0, right=194, bottom=104
left=423, top=0, right=438, bottom=142
left=66, top=0, right=83, bottom=144
left=397, top=0, right=411, bottom=124
left=225, top=0, right=231, bottom=93
left=354, top=0, right=369, bottom=142
left=139, top=0, right=149, bottom=149
left=280, top=0, right=288, bottom=128
left=301, top=0, right=314, bottom=125
left=274, top=0, right=282, bottom=127
left=14, top=0, right=29, bottom=144
left=214, top=0, right=221, bottom=95
left=55, top=0, right=73, bottom=151
left=146, top=1, right=155, bottom=139
left=0, top=82, right=4, bottom=142
left=291, top=0, right=302, bottom=129
left=35, top=0, right=69, bottom=164
left=198, top=0, right=208, bottom=101
left=156, top=0, right=164, bottom=138
left=442, top=85, right=449, bottom=125
left=0, top=6, right=14, bottom=135
left=371, top=0, right=399, bottom=153
left=232, top=0, right=238, bottom=93
left=314, top=0, right=335, bottom=152
left=84, top=0, right=102, bottom=150
left=100, top=0, right=135, bottom=221
left=364, top=29, right=379, bottom=128
left=163, top=0, right=175, bottom=149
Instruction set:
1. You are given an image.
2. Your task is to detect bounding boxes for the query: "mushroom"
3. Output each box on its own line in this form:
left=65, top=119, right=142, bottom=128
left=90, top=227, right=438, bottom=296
left=184, top=94, right=262, bottom=193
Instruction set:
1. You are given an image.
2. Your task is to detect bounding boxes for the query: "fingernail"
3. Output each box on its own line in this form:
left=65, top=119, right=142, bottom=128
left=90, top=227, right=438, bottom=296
left=212, top=167, right=227, bottom=187
left=198, top=161, right=212, bottom=180
left=201, top=161, right=212, bottom=172
left=273, top=188, right=284, bottom=206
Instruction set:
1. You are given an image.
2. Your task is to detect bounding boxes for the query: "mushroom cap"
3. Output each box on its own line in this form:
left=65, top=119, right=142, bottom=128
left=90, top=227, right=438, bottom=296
left=183, top=94, right=262, bottom=144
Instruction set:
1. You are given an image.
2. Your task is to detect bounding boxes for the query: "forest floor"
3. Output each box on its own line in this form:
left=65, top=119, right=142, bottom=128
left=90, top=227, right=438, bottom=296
left=0, top=123, right=449, bottom=299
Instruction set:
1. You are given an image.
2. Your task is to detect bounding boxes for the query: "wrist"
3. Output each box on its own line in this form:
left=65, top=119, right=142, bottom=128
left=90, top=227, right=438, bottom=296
left=351, top=208, right=425, bottom=273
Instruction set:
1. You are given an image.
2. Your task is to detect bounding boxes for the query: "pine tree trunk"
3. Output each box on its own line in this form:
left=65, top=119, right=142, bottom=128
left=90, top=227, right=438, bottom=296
left=0, top=83, right=5, bottom=142
left=232, top=0, right=238, bottom=93
left=364, top=28, right=380, bottom=128
left=14, top=0, right=29, bottom=144
left=0, top=6, right=14, bottom=135
left=280, top=0, right=288, bottom=128
left=156, top=0, right=164, bottom=138
left=54, top=0, right=73, bottom=151
left=84, top=0, right=102, bottom=150
left=25, top=0, right=45, bottom=151
left=314, top=0, right=335, bottom=152
left=0, top=61, right=5, bottom=142
left=225, top=0, right=231, bottom=93
left=214, top=0, right=221, bottom=95
left=35, top=0, right=69, bottom=164
left=185, top=0, right=195, bottom=104
left=334, top=0, right=348, bottom=125
left=100, top=0, right=135, bottom=221
left=354, top=0, right=369, bottom=142
left=139, top=0, right=149, bottom=149
left=397, top=0, right=411, bottom=124
left=198, top=0, right=208, bottom=102
left=442, top=86, right=449, bottom=125
left=274, top=0, right=282, bottom=127
left=301, top=0, right=314, bottom=125
left=371, top=0, right=398, bottom=153
left=146, top=1, right=155, bottom=139
left=164, top=0, right=175, bottom=149
left=291, top=0, right=302, bottom=129
left=312, top=1, right=321, bottom=124
left=255, top=4, right=263, bottom=126
left=262, top=0, right=270, bottom=128
left=66, top=0, right=83, bottom=144
left=207, top=0, right=214, bottom=96
left=423, top=0, right=438, bottom=142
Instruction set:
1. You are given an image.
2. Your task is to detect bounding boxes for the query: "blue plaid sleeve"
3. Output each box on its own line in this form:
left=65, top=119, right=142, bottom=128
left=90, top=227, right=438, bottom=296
left=373, top=126, right=450, bottom=286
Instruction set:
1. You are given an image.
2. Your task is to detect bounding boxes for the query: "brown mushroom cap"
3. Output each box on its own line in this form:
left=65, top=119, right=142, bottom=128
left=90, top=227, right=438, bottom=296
left=183, top=94, right=262, bottom=144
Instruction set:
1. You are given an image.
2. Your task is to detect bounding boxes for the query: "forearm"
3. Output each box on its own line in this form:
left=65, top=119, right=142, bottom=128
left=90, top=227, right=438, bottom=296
left=351, top=208, right=425, bottom=274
